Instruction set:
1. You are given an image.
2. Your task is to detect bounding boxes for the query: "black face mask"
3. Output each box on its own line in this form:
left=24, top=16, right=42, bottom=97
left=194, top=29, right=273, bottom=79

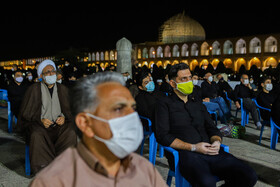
left=219, top=77, right=224, bottom=81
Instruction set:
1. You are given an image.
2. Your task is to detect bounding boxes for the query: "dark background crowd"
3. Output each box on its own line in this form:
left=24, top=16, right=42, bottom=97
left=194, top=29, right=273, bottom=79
left=1, top=60, right=280, bottom=122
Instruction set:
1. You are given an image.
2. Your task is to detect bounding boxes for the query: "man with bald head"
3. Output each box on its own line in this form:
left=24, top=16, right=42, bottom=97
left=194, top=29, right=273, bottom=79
left=18, top=60, right=77, bottom=174
left=30, top=72, right=167, bottom=187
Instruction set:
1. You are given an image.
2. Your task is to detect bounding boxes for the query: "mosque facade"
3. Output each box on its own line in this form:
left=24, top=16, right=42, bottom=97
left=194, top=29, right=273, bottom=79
left=1, top=12, right=279, bottom=72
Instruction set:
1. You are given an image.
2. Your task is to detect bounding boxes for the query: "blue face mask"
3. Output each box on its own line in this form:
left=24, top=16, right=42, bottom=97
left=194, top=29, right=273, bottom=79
left=145, top=81, right=155, bottom=92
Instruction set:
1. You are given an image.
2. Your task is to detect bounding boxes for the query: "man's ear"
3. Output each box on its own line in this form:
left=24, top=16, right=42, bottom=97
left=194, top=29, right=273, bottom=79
left=261, top=82, right=264, bottom=88
left=75, top=113, right=94, bottom=138
left=169, top=79, right=176, bottom=88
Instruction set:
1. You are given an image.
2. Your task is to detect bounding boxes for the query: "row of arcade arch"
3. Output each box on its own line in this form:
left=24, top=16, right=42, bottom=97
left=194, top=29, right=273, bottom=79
left=138, top=36, right=278, bottom=59
left=138, top=57, right=278, bottom=72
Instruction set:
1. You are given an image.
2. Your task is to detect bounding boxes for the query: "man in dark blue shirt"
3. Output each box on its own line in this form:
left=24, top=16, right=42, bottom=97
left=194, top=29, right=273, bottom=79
left=155, top=63, right=257, bottom=187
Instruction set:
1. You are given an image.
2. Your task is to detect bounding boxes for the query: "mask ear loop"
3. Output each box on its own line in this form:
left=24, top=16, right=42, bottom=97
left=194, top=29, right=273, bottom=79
left=86, top=113, right=108, bottom=123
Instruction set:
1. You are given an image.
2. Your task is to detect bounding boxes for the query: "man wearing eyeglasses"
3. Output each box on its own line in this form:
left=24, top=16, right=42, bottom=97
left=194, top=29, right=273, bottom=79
left=18, top=60, right=77, bottom=174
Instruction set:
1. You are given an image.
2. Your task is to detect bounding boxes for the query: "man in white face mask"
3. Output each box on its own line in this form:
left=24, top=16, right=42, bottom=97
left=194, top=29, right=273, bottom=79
left=18, top=59, right=77, bottom=174
left=233, top=74, right=262, bottom=129
left=30, top=72, right=166, bottom=187
left=7, top=70, right=28, bottom=118
left=256, top=77, right=277, bottom=121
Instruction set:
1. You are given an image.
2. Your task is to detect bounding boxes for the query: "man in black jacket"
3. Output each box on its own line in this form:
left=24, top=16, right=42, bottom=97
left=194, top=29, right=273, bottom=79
left=7, top=70, right=28, bottom=118
left=234, top=74, right=262, bottom=129
left=201, top=72, right=231, bottom=123
left=257, top=77, right=277, bottom=121
left=135, top=71, right=164, bottom=132
left=155, top=63, right=257, bottom=187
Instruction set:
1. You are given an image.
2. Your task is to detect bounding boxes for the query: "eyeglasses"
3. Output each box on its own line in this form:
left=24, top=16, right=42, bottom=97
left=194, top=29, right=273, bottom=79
left=42, top=69, right=56, bottom=76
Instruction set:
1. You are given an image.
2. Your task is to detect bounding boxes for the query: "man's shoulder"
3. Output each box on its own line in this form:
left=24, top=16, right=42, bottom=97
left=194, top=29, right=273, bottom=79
left=28, top=82, right=41, bottom=89
left=24, top=82, right=41, bottom=94
left=130, top=153, right=155, bottom=170
left=57, top=82, right=68, bottom=91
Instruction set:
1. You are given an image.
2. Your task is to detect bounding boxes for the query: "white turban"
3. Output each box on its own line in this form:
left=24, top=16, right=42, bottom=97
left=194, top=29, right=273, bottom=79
left=37, top=60, right=57, bottom=77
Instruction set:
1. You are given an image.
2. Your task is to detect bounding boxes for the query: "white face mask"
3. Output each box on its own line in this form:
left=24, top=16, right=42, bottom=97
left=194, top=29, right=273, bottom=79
left=28, top=76, right=33, bottom=81
left=43, top=74, right=57, bottom=85
left=208, top=76, right=213, bottom=82
left=265, top=83, right=273, bottom=91
left=243, top=79, right=249, bottom=85
left=15, top=77, right=23, bottom=83
left=57, top=79, right=62, bottom=84
left=192, top=79, right=198, bottom=86
left=87, top=112, right=143, bottom=159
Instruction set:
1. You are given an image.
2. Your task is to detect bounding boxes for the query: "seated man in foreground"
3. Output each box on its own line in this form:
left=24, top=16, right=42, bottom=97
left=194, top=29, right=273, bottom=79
left=18, top=60, right=77, bottom=174
left=155, top=63, right=257, bottom=187
left=30, top=72, right=167, bottom=186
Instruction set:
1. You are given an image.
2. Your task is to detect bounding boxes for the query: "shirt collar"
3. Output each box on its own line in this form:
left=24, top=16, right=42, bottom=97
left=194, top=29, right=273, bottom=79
left=77, top=141, right=133, bottom=177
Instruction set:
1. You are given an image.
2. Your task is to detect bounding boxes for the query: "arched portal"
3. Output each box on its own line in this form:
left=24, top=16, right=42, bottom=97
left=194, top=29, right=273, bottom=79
left=156, top=61, right=163, bottom=67
left=236, top=39, right=246, bottom=54
left=172, top=60, right=179, bottom=65
left=190, top=59, right=199, bottom=71
left=248, top=57, right=261, bottom=69
left=264, top=36, right=277, bottom=53
left=172, top=45, right=180, bottom=57
left=201, top=42, right=209, bottom=56
left=164, top=60, right=171, bottom=69
left=149, top=47, right=156, bottom=58
left=157, top=46, right=163, bottom=58
left=164, top=46, right=171, bottom=57
left=191, top=43, right=199, bottom=56
left=249, top=37, right=261, bottom=53
left=149, top=61, right=155, bottom=68
left=223, top=58, right=233, bottom=68
left=223, top=40, right=233, bottom=55
left=199, top=59, right=209, bottom=69
left=181, top=44, right=189, bottom=57
left=234, top=58, right=246, bottom=71
left=142, top=48, right=148, bottom=58
left=211, top=58, right=220, bottom=68
left=263, top=57, right=277, bottom=68
left=212, top=41, right=221, bottom=55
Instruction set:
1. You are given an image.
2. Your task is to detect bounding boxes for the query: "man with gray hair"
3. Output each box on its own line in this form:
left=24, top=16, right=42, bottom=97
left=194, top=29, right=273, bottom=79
left=30, top=72, right=167, bottom=187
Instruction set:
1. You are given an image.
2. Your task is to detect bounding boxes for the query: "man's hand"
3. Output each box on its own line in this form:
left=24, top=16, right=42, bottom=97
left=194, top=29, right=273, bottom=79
left=41, top=118, right=53, bottom=128
left=248, top=84, right=252, bottom=89
left=194, top=142, right=219, bottom=155
left=56, top=116, right=65, bottom=126
left=209, top=141, right=221, bottom=153
left=203, top=98, right=210, bottom=102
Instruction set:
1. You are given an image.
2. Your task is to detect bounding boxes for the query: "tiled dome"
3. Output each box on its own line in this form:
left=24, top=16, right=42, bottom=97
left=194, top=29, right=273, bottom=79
left=159, top=12, right=206, bottom=44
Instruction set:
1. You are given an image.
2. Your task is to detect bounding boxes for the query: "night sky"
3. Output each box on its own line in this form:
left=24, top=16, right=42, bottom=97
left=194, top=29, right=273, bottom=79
left=0, top=1, right=279, bottom=61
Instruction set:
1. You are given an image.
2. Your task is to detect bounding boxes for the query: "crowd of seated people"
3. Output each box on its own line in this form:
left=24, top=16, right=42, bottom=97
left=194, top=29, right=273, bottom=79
left=1, top=60, right=280, bottom=186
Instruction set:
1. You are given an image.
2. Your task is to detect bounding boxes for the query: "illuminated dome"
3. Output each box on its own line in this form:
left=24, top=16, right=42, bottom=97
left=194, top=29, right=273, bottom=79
left=159, top=12, right=206, bottom=44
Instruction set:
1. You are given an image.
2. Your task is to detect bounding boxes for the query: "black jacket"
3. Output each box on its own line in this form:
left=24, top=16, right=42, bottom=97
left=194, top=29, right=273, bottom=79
left=201, top=81, right=221, bottom=99
left=256, top=91, right=277, bottom=121
left=233, top=83, right=256, bottom=102
left=7, top=81, right=28, bottom=117
left=155, top=92, right=222, bottom=146
left=135, top=89, right=165, bottom=132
